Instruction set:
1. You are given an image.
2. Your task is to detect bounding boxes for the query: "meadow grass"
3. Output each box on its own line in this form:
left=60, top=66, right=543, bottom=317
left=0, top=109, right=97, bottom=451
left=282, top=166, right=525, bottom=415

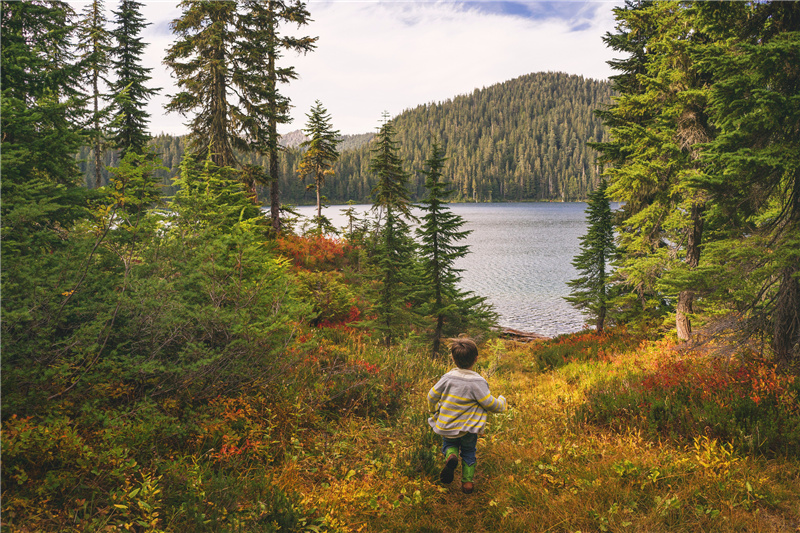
left=4, top=330, right=799, bottom=531
left=272, top=334, right=800, bottom=532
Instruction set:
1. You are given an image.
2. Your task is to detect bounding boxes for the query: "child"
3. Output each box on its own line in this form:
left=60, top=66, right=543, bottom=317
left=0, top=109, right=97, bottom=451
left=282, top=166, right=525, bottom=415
left=427, top=338, right=507, bottom=494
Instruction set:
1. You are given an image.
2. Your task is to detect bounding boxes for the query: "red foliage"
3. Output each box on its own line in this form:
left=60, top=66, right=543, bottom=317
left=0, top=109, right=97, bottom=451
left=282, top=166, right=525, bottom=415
left=317, top=305, right=361, bottom=330
left=275, top=234, right=351, bottom=271
left=635, top=356, right=798, bottom=412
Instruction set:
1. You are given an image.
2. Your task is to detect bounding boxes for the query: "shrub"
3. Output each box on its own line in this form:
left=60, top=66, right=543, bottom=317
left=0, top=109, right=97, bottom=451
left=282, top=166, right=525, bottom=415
left=579, top=353, right=800, bottom=456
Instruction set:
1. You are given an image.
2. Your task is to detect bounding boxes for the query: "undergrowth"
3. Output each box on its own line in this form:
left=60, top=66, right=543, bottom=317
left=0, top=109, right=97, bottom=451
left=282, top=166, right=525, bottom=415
left=4, top=232, right=800, bottom=531
left=5, top=327, right=800, bottom=532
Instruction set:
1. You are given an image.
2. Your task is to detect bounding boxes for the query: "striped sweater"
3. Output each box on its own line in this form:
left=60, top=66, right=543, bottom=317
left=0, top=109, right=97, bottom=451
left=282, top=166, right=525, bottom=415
left=427, top=368, right=507, bottom=437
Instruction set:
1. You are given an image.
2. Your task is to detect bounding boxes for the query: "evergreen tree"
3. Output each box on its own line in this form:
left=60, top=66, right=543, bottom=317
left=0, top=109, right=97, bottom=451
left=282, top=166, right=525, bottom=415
left=164, top=1, right=240, bottom=168
left=594, top=1, right=711, bottom=336
left=77, top=0, right=112, bottom=188
left=297, top=100, right=341, bottom=233
left=1, top=0, right=99, bottom=407
left=368, top=115, right=416, bottom=347
left=693, top=1, right=800, bottom=362
left=566, top=180, right=616, bottom=332
left=236, top=0, right=316, bottom=230
left=1, top=0, right=86, bottom=185
left=165, top=0, right=315, bottom=217
left=416, top=143, right=490, bottom=354
left=108, top=0, right=159, bottom=157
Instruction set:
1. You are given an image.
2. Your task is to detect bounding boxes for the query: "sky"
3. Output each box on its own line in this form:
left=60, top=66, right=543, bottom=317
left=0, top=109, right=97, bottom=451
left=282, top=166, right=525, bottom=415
left=85, top=0, right=624, bottom=137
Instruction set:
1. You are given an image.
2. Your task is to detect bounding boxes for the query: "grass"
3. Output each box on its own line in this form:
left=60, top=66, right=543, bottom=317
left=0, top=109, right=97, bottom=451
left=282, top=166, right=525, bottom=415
left=4, top=331, right=800, bottom=532
left=269, top=334, right=800, bottom=532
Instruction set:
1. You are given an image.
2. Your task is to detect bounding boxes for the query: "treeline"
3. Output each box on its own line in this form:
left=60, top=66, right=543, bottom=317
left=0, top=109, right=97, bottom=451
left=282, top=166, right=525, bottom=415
left=78, top=72, right=612, bottom=203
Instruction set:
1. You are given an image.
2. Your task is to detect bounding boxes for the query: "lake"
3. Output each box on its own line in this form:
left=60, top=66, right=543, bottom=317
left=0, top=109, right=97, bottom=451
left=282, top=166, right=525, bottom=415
left=291, top=202, right=591, bottom=337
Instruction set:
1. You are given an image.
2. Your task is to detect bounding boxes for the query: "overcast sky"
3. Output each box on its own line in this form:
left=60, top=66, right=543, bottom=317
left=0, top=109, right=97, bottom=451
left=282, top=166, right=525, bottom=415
left=86, top=0, right=623, bottom=136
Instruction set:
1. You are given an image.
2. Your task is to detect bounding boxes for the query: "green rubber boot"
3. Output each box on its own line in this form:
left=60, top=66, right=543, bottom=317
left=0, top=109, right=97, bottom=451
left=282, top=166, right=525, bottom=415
left=461, top=463, right=476, bottom=494
left=439, top=447, right=459, bottom=484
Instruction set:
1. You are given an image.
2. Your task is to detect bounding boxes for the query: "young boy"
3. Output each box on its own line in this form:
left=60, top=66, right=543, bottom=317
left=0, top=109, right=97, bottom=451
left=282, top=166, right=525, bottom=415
left=427, top=338, right=507, bottom=494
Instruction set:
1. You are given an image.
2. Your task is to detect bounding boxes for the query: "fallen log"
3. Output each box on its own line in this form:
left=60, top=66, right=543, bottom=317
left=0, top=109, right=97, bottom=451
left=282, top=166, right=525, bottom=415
left=499, top=328, right=550, bottom=342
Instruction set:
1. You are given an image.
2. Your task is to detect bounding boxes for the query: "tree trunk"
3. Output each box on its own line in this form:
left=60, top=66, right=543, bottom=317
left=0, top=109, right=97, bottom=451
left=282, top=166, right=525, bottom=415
left=676, top=202, right=704, bottom=341
left=270, top=141, right=280, bottom=232
left=93, top=67, right=102, bottom=188
left=676, top=291, right=693, bottom=340
left=596, top=304, right=606, bottom=333
left=316, top=180, right=322, bottom=230
left=773, top=263, right=800, bottom=363
left=433, top=314, right=444, bottom=356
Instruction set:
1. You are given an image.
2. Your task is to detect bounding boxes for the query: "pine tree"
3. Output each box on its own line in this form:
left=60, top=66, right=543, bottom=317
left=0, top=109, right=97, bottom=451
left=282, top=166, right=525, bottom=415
left=693, top=1, right=800, bottom=362
left=369, top=114, right=416, bottom=347
left=236, top=0, right=316, bottom=230
left=593, top=1, right=711, bottom=336
left=164, top=0, right=240, bottom=168
left=108, top=0, right=159, bottom=157
left=1, top=0, right=86, bottom=185
left=297, top=100, right=341, bottom=233
left=77, top=0, right=113, bottom=188
left=416, top=143, right=484, bottom=354
left=1, top=0, right=97, bottom=407
left=165, top=0, right=315, bottom=218
left=566, top=180, right=616, bottom=332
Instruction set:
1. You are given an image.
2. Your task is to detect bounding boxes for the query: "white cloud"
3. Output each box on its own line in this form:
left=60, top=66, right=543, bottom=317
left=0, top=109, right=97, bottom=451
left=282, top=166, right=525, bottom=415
left=284, top=1, right=619, bottom=134
left=83, top=0, right=621, bottom=137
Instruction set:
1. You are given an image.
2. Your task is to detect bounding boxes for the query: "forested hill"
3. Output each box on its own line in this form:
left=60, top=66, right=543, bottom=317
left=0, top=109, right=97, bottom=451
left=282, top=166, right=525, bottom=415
left=332, top=72, right=613, bottom=203
left=78, top=72, right=613, bottom=203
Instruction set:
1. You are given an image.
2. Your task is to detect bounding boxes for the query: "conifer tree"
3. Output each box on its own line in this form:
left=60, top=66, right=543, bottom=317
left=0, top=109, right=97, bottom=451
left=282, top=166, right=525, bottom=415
left=77, top=0, right=112, bottom=188
left=109, top=0, right=159, bottom=157
left=369, top=114, right=416, bottom=347
left=165, top=0, right=239, bottom=168
left=693, top=1, right=800, bottom=362
left=165, top=0, right=315, bottom=217
left=297, top=100, right=341, bottom=233
left=416, top=143, right=473, bottom=354
left=566, top=180, right=616, bottom=332
left=236, top=0, right=316, bottom=231
left=1, top=0, right=86, bottom=185
left=1, top=0, right=97, bottom=407
left=594, top=1, right=711, bottom=336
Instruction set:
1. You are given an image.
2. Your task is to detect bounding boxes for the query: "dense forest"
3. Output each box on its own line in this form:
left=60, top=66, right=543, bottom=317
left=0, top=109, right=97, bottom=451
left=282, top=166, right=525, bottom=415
left=4, top=1, right=800, bottom=531
left=78, top=72, right=612, bottom=203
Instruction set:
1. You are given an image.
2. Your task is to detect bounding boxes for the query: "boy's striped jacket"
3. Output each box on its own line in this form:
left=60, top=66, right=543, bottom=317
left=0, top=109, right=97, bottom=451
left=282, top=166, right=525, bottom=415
left=427, top=368, right=507, bottom=437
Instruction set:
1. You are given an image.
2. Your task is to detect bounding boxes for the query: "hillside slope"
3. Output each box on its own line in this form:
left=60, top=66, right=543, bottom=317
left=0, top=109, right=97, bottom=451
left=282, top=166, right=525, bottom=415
left=331, top=71, right=613, bottom=203
left=78, top=72, right=612, bottom=204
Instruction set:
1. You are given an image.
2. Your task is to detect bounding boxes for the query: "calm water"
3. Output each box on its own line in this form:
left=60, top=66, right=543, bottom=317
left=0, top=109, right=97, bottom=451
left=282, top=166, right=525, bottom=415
left=292, top=202, right=590, bottom=337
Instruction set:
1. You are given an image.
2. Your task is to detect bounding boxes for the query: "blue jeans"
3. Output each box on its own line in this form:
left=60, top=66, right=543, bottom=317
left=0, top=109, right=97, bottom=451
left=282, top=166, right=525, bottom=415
left=442, top=432, right=478, bottom=466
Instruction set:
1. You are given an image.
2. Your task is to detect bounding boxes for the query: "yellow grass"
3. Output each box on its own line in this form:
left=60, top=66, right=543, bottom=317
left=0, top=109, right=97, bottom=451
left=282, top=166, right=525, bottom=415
left=271, top=338, right=800, bottom=532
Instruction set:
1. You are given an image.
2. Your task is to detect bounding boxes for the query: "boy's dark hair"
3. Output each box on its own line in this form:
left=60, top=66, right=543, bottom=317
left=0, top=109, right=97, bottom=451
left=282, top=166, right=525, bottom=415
left=449, top=338, right=478, bottom=369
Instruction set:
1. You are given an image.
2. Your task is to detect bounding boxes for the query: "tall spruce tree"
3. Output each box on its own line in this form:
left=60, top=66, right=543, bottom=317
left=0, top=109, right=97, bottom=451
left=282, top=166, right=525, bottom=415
left=297, top=100, right=341, bottom=233
left=1, top=0, right=86, bottom=185
left=369, top=114, right=416, bottom=347
left=237, top=0, right=316, bottom=231
left=77, top=0, right=112, bottom=188
left=595, top=1, right=711, bottom=337
left=108, top=0, right=159, bottom=157
left=165, top=0, right=315, bottom=216
left=1, top=0, right=97, bottom=407
left=416, top=143, right=473, bottom=354
left=693, top=1, right=800, bottom=362
left=164, top=1, right=239, bottom=168
left=566, top=180, right=616, bottom=332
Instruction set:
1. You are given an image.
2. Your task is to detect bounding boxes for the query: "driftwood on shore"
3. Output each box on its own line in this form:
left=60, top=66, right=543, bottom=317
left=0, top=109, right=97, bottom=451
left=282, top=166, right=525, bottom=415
left=499, top=328, right=550, bottom=342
